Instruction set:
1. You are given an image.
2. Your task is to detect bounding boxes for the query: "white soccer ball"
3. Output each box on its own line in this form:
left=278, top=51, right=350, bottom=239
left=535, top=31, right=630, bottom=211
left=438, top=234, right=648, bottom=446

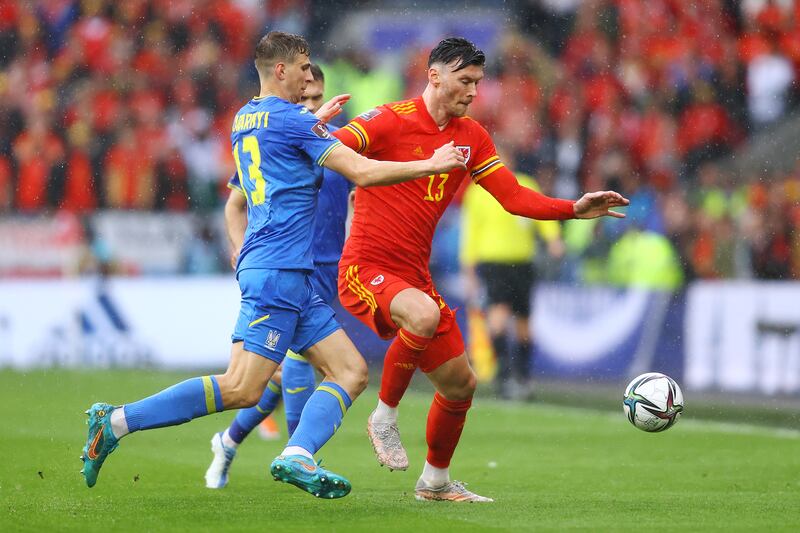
left=623, top=372, right=684, bottom=432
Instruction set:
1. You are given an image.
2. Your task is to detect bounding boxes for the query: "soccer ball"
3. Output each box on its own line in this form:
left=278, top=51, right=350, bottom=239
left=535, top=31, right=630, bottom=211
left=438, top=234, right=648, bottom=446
left=623, top=372, right=684, bottom=432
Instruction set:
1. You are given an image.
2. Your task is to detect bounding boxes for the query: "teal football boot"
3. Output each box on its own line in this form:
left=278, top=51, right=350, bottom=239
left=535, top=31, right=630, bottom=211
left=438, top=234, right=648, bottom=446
left=80, top=403, right=119, bottom=488
left=270, top=455, right=351, bottom=499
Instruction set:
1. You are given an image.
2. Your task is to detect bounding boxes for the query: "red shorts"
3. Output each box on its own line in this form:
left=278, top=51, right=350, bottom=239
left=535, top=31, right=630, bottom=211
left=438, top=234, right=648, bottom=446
left=338, top=263, right=464, bottom=373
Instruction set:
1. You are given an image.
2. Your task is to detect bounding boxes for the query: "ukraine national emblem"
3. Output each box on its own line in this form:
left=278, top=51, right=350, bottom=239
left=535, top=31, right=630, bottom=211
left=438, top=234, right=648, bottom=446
left=265, top=330, right=281, bottom=350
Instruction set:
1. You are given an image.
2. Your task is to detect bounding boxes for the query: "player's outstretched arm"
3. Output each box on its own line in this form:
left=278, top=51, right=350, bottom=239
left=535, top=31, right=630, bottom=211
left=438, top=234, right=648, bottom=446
left=323, top=141, right=466, bottom=187
left=479, top=166, right=629, bottom=220
left=224, top=188, right=248, bottom=269
left=573, top=190, right=630, bottom=219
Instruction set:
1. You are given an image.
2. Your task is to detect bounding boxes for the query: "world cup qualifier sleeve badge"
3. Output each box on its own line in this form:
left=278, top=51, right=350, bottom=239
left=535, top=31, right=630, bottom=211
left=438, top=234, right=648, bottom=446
left=312, top=121, right=332, bottom=139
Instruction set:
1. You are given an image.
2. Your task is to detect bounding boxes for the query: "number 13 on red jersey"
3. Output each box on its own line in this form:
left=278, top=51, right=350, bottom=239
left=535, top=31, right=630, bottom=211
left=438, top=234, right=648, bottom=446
left=423, top=173, right=449, bottom=202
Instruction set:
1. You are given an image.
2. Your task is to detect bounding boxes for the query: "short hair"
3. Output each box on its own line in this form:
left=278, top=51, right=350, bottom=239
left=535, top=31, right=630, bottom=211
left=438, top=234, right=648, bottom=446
left=310, top=63, right=324, bottom=83
left=254, top=31, right=310, bottom=72
left=428, top=37, right=486, bottom=71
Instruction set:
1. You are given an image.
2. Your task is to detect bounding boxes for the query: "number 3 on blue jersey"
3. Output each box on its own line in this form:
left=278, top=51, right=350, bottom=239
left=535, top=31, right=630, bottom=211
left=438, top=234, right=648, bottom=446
left=233, top=135, right=266, bottom=206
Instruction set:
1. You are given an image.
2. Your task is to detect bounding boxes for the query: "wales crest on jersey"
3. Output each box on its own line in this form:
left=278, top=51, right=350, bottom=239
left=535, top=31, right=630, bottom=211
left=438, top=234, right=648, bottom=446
left=456, top=145, right=471, bottom=165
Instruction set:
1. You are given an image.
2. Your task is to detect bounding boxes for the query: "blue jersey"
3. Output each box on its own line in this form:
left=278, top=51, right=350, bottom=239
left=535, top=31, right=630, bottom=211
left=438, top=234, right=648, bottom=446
left=230, top=95, right=341, bottom=272
left=313, top=168, right=350, bottom=264
left=228, top=132, right=351, bottom=267
left=311, top=125, right=352, bottom=265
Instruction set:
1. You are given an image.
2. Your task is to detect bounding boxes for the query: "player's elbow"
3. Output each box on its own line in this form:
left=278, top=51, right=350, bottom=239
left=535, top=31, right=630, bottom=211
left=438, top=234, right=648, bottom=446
left=348, top=156, right=398, bottom=187
left=500, top=198, right=526, bottom=217
left=224, top=194, right=247, bottom=218
left=347, top=163, right=382, bottom=187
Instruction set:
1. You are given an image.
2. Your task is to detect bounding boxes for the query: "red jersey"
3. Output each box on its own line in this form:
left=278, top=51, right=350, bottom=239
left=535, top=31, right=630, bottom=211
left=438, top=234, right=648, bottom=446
left=334, top=97, right=505, bottom=287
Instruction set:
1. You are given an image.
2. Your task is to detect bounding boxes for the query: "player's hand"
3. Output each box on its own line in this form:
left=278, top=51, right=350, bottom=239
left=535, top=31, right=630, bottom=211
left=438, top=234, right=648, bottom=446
left=547, top=238, right=566, bottom=259
left=573, top=190, right=630, bottom=219
left=230, top=249, right=240, bottom=270
left=429, top=141, right=467, bottom=173
left=315, top=94, right=351, bottom=123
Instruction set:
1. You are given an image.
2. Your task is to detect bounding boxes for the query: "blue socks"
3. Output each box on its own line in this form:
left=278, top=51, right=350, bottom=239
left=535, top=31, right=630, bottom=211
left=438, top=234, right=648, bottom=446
left=281, top=353, right=316, bottom=436
left=286, top=381, right=351, bottom=455
left=228, top=379, right=282, bottom=444
left=124, top=376, right=222, bottom=432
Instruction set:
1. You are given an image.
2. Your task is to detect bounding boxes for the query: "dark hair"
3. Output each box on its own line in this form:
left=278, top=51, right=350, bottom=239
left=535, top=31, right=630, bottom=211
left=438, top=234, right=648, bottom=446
left=255, top=31, right=310, bottom=72
left=427, top=37, right=485, bottom=71
left=310, top=63, right=324, bottom=83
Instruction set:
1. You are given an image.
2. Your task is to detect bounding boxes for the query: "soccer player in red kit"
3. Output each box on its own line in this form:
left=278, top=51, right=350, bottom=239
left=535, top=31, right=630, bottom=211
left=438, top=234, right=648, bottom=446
left=334, top=38, right=629, bottom=502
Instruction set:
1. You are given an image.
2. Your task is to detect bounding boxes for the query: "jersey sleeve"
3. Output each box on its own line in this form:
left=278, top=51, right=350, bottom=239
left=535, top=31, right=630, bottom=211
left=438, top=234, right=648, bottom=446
left=519, top=175, right=562, bottom=240
left=468, top=122, right=505, bottom=183
left=227, top=172, right=244, bottom=195
left=479, top=166, right=576, bottom=220
left=286, top=108, right=342, bottom=166
left=333, top=106, right=399, bottom=155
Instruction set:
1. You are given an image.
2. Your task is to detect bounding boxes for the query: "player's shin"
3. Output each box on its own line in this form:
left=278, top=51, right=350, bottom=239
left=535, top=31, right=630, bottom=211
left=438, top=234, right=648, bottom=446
left=282, top=381, right=352, bottom=456
left=122, top=376, right=224, bottom=433
left=282, top=352, right=316, bottom=436
left=424, top=392, right=472, bottom=480
left=226, top=379, right=282, bottom=446
left=378, top=329, right=432, bottom=414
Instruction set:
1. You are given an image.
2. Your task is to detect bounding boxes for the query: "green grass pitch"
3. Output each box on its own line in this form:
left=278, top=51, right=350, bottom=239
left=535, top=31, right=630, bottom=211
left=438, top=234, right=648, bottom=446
left=1, top=370, right=798, bottom=532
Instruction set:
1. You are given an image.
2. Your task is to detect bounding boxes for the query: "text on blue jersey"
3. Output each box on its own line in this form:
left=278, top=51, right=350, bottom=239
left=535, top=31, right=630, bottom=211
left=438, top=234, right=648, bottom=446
left=230, top=96, right=341, bottom=272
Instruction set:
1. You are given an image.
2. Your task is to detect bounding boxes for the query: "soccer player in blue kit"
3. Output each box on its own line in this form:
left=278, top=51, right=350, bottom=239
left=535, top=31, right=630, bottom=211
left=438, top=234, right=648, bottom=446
left=205, top=64, right=353, bottom=489
left=80, top=31, right=467, bottom=499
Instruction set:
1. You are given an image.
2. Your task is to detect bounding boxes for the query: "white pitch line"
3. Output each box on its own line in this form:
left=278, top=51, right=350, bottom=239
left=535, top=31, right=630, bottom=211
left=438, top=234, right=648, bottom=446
left=676, top=419, right=800, bottom=439
left=491, top=400, right=800, bottom=440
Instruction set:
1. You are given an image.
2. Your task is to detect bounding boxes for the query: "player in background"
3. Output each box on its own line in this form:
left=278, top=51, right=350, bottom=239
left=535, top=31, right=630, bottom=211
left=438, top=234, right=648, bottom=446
left=205, top=64, right=353, bottom=489
left=334, top=37, right=628, bottom=502
left=80, top=31, right=467, bottom=499
left=461, top=152, right=565, bottom=400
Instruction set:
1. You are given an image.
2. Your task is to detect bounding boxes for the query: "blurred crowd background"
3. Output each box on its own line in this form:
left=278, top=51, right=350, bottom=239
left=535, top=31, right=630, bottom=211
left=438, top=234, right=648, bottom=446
left=2, top=0, right=800, bottom=286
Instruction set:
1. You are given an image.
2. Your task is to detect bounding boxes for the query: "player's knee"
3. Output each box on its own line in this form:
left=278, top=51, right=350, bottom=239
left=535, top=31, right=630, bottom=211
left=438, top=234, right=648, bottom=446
left=271, top=365, right=283, bottom=385
left=486, top=304, right=512, bottom=334
left=332, top=355, right=368, bottom=398
left=405, top=298, right=440, bottom=337
left=460, top=370, right=478, bottom=399
left=218, top=373, right=267, bottom=409
left=346, top=356, right=370, bottom=397
left=228, top=385, right=261, bottom=409
left=443, top=369, right=477, bottom=401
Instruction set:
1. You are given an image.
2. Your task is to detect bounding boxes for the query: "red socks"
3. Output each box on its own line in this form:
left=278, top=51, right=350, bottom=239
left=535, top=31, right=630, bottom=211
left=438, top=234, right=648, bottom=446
left=379, top=329, right=431, bottom=407
left=382, top=329, right=473, bottom=468
left=426, top=392, right=473, bottom=468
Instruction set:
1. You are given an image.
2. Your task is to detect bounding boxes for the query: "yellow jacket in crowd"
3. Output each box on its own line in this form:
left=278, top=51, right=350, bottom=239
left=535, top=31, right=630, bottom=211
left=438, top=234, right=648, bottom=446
left=460, top=173, right=561, bottom=267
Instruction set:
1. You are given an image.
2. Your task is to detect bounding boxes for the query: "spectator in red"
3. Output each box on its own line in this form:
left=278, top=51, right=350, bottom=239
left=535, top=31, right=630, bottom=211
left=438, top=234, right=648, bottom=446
left=60, top=120, right=97, bottom=212
left=677, top=81, right=737, bottom=174
left=12, top=114, right=65, bottom=211
left=153, top=147, right=189, bottom=211
left=632, top=99, right=678, bottom=178
left=102, top=125, right=154, bottom=209
left=0, top=153, right=12, bottom=211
